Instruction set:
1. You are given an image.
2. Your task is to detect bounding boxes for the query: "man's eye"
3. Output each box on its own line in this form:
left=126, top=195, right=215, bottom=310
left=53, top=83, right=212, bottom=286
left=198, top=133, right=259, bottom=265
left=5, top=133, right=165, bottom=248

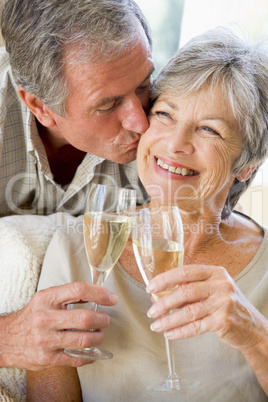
left=98, top=103, right=117, bottom=113
left=97, top=98, right=123, bottom=114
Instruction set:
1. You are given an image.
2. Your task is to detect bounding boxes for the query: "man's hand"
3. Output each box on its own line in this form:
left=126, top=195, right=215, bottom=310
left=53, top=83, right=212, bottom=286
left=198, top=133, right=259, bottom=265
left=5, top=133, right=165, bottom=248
left=0, top=282, right=118, bottom=370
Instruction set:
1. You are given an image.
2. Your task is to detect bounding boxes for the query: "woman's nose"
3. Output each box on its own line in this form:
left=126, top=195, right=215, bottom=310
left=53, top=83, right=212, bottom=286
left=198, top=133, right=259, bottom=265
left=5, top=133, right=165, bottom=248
left=165, top=125, right=195, bottom=155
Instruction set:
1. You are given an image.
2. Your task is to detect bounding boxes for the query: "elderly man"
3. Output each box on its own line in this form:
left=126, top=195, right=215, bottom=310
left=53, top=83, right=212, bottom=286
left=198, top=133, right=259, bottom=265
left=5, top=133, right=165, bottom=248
left=0, top=0, right=154, bottom=371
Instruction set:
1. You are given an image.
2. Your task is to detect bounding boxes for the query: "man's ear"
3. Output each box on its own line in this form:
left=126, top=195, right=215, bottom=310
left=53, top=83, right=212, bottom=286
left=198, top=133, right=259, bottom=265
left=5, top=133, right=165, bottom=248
left=17, top=86, right=56, bottom=128
left=236, top=164, right=258, bottom=182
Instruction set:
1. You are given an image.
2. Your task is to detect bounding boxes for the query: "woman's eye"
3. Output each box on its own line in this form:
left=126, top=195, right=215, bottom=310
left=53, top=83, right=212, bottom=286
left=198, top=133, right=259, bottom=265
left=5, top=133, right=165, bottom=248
left=153, top=111, right=173, bottom=124
left=156, top=111, right=171, bottom=118
left=202, top=126, right=221, bottom=137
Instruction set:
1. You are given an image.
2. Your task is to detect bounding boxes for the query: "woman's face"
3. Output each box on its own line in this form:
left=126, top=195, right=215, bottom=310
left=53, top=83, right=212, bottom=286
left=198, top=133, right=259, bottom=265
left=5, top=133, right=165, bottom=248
left=137, top=84, right=244, bottom=214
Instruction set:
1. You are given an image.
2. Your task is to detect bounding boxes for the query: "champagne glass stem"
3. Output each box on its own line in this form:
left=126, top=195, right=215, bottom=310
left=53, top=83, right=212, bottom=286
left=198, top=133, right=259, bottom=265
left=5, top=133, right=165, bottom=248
left=165, top=337, right=180, bottom=388
left=92, top=270, right=109, bottom=287
left=90, top=271, right=107, bottom=311
left=91, top=302, right=98, bottom=312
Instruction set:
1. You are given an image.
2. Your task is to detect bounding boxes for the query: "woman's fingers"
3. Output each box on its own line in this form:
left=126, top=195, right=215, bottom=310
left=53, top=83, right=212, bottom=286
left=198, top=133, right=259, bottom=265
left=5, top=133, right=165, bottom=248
left=146, top=264, right=215, bottom=295
left=145, top=264, right=259, bottom=349
left=147, top=275, right=234, bottom=319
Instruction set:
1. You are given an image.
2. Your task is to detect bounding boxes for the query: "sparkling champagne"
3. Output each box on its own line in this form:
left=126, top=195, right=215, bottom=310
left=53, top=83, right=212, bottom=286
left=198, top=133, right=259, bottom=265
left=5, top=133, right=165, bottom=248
left=84, top=212, right=132, bottom=284
left=133, top=238, right=184, bottom=297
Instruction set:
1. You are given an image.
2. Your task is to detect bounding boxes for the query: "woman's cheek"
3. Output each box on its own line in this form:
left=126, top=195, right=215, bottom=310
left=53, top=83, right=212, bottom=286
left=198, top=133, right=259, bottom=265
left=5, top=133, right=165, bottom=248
left=137, top=134, right=150, bottom=169
left=137, top=152, right=150, bottom=185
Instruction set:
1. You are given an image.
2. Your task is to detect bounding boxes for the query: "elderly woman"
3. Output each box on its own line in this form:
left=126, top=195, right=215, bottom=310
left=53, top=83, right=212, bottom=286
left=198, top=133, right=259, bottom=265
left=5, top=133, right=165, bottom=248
left=28, top=27, right=268, bottom=401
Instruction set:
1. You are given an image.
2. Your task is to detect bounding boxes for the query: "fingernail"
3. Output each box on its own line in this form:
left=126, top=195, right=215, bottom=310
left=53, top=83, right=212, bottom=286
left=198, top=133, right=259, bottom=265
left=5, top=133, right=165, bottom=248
left=164, top=330, right=174, bottom=339
left=147, top=305, right=156, bottom=318
left=146, top=284, right=156, bottom=294
left=150, top=321, right=160, bottom=332
left=109, top=293, right=118, bottom=304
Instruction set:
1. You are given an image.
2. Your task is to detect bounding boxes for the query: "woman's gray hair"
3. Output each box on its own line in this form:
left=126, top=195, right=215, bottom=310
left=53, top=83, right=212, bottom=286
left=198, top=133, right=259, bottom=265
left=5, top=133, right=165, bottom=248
left=1, top=0, right=152, bottom=116
left=152, top=27, right=268, bottom=218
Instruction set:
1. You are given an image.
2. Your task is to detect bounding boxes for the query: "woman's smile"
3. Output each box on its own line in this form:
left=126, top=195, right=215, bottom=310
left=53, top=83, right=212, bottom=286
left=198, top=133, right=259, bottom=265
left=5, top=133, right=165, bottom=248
left=155, top=156, right=199, bottom=178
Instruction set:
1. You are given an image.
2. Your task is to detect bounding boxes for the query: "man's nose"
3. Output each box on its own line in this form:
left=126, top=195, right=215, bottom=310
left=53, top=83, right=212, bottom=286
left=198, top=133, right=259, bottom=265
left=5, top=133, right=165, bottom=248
left=122, top=96, right=149, bottom=134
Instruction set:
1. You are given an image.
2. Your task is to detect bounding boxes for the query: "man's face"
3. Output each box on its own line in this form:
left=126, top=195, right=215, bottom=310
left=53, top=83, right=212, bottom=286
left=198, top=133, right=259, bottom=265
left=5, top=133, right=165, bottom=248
left=45, top=31, right=154, bottom=164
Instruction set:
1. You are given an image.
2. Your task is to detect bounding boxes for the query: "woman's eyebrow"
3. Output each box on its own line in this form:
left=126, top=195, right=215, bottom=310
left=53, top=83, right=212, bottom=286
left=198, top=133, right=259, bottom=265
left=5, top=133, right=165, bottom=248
left=157, top=99, right=179, bottom=110
left=203, top=116, right=233, bottom=130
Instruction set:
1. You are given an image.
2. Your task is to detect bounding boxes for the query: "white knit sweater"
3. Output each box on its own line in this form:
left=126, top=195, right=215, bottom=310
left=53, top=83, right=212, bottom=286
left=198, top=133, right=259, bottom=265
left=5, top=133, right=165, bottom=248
left=0, top=213, right=74, bottom=402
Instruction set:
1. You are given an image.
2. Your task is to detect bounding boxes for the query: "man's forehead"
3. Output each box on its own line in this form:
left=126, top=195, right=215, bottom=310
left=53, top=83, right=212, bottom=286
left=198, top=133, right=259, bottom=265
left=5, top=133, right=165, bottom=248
left=93, top=67, right=154, bottom=106
left=64, top=38, right=154, bottom=112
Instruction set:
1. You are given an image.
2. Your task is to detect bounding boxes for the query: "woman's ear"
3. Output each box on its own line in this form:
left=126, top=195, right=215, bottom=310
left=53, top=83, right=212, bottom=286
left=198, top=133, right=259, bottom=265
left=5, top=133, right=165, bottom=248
left=236, top=164, right=258, bottom=182
left=17, top=86, right=56, bottom=128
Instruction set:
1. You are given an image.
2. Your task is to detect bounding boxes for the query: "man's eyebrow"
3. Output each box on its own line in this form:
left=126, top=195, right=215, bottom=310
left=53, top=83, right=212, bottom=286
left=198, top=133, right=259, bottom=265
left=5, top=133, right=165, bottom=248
left=140, top=68, right=155, bottom=85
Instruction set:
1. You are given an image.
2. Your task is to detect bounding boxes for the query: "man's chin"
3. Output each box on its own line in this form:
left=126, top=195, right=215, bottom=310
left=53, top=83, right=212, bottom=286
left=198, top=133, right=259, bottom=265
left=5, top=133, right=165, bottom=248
left=112, top=149, right=137, bottom=165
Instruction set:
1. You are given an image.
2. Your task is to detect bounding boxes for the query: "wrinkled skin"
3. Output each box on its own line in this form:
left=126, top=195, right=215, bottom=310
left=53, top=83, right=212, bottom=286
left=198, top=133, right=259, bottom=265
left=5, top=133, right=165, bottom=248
left=147, top=265, right=266, bottom=351
left=0, top=282, right=118, bottom=370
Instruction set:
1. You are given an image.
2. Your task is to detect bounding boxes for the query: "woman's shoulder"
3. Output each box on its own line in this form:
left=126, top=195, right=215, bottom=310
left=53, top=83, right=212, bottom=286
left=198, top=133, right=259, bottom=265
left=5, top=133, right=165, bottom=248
left=232, top=210, right=265, bottom=237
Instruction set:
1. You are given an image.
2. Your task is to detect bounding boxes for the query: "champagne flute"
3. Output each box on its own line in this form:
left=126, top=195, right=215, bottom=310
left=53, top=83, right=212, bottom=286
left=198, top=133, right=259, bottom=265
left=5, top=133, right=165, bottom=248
left=132, top=205, right=200, bottom=391
left=65, top=184, right=136, bottom=360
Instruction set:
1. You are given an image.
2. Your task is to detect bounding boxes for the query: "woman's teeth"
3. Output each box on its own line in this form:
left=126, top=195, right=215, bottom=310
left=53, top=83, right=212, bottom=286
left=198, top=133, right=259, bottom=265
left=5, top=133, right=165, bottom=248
left=157, top=158, right=197, bottom=176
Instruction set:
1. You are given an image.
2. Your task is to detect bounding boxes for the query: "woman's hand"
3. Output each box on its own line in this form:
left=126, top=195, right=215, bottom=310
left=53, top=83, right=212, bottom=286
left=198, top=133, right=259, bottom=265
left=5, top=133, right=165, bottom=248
left=146, top=264, right=267, bottom=353
left=146, top=264, right=268, bottom=394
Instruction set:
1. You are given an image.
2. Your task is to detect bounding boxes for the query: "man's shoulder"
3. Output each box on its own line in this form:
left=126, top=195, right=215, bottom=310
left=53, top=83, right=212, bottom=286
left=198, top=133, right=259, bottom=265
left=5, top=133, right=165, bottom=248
left=0, top=47, right=11, bottom=74
left=0, top=47, right=24, bottom=125
left=0, top=47, right=18, bottom=102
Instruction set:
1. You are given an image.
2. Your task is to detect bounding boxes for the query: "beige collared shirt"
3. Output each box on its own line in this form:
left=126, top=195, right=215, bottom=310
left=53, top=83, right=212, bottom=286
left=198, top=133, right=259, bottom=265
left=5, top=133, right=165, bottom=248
left=0, top=47, right=148, bottom=216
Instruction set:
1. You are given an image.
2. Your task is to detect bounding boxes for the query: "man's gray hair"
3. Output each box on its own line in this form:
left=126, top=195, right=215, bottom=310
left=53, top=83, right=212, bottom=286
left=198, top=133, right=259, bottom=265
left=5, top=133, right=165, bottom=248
left=152, top=27, right=268, bottom=217
left=1, top=0, right=152, bottom=116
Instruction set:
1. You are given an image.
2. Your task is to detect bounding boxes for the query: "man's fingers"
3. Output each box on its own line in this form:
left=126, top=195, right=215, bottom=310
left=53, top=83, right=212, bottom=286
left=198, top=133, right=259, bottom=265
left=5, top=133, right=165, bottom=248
left=30, top=308, right=111, bottom=333
left=28, top=339, right=101, bottom=370
left=11, top=282, right=118, bottom=370
left=59, top=329, right=105, bottom=351
left=44, top=327, right=106, bottom=351
left=35, top=282, right=118, bottom=308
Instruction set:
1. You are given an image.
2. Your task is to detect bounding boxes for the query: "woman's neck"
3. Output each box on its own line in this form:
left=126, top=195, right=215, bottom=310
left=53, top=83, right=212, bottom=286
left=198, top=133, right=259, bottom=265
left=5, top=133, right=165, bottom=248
left=180, top=210, right=225, bottom=260
left=147, top=198, right=239, bottom=262
left=180, top=208, right=263, bottom=275
left=148, top=198, right=224, bottom=245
